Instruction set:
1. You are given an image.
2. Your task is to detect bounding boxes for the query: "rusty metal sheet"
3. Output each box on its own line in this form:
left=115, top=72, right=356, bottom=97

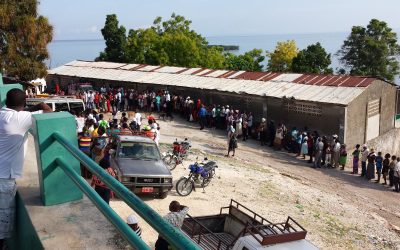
left=48, top=61, right=380, bottom=106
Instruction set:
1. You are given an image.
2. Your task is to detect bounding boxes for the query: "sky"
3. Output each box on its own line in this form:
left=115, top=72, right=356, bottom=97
left=39, top=0, right=400, bottom=40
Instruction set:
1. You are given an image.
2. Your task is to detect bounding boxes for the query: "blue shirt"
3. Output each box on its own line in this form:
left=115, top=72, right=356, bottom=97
left=198, top=107, right=206, bottom=117
left=376, top=156, right=383, bottom=169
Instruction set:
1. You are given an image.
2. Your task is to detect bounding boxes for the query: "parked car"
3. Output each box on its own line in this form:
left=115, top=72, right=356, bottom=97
left=26, top=96, right=85, bottom=113
left=109, top=135, right=173, bottom=199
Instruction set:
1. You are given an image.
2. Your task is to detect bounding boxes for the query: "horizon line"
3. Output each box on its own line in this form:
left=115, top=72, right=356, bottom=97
left=52, top=30, right=356, bottom=42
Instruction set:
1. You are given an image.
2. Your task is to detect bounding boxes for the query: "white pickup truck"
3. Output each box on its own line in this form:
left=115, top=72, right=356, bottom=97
left=182, top=199, right=319, bottom=250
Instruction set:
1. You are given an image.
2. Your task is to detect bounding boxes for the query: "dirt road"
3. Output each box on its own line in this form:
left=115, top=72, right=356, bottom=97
left=111, top=115, right=400, bottom=249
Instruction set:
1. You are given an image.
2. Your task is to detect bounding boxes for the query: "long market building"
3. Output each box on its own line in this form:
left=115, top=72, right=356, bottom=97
left=46, top=60, right=398, bottom=147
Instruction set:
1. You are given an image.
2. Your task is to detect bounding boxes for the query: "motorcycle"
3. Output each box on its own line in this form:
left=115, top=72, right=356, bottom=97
left=162, top=138, right=191, bottom=170
left=175, top=158, right=218, bottom=196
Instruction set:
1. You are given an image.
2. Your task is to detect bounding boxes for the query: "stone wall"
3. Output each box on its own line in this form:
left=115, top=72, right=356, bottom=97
left=367, top=128, right=400, bottom=156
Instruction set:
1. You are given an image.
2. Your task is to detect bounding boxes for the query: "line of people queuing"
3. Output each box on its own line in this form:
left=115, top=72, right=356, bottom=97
left=70, top=85, right=400, bottom=193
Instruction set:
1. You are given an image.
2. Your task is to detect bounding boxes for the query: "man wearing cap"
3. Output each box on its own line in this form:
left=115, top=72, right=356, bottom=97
left=127, top=214, right=142, bottom=238
left=155, top=201, right=189, bottom=250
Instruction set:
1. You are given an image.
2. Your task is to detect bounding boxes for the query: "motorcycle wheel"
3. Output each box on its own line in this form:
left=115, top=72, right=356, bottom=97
left=176, top=177, right=194, bottom=196
left=163, top=154, right=178, bottom=170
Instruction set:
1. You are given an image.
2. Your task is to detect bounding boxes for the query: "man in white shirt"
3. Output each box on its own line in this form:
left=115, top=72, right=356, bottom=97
left=0, top=89, right=51, bottom=247
left=134, top=111, right=142, bottom=130
left=165, top=91, right=171, bottom=102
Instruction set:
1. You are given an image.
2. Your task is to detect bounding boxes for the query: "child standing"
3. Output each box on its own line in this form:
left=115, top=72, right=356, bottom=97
left=352, top=144, right=360, bottom=174
left=382, top=153, right=391, bottom=185
left=375, top=152, right=383, bottom=183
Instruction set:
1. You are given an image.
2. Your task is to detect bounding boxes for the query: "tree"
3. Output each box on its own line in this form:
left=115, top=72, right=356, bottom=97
left=98, top=14, right=127, bottom=62
left=101, top=13, right=227, bottom=69
left=266, top=40, right=298, bottom=72
left=291, top=42, right=333, bottom=74
left=0, top=0, right=53, bottom=81
left=225, top=49, right=265, bottom=71
left=337, top=19, right=400, bottom=82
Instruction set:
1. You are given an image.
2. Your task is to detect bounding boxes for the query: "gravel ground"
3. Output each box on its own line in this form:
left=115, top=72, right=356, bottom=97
left=110, top=115, right=400, bottom=250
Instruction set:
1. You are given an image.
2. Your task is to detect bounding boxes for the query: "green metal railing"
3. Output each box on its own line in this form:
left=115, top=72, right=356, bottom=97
left=52, top=132, right=201, bottom=250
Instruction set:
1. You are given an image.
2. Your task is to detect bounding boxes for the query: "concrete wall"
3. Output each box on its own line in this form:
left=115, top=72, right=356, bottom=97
left=266, top=98, right=345, bottom=139
left=346, top=80, right=396, bottom=147
left=367, top=128, right=400, bottom=156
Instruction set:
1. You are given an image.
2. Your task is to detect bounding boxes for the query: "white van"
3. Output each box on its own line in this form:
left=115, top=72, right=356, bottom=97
left=26, top=96, right=85, bottom=113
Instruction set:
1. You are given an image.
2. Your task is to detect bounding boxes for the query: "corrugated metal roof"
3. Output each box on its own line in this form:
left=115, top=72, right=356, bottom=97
left=48, top=61, right=376, bottom=106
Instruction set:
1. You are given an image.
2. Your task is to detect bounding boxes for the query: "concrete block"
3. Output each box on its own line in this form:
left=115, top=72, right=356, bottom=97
left=32, top=112, right=83, bottom=205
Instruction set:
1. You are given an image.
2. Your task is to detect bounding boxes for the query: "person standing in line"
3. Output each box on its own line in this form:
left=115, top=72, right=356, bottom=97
left=127, top=214, right=142, bottom=238
left=300, top=137, right=308, bottom=159
left=155, top=94, right=161, bottom=112
left=325, top=145, right=332, bottom=168
left=393, top=158, right=400, bottom=192
left=274, top=124, right=284, bottom=150
left=351, top=144, right=360, bottom=174
left=375, top=152, right=383, bottom=183
left=314, top=137, right=324, bottom=168
left=198, top=105, right=207, bottom=130
left=0, top=89, right=52, bottom=249
left=155, top=201, right=189, bottom=250
left=247, top=112, right=253, bottom=138
left=242, top=116, right=249, bottom=141
left=307, top=132, right=314, bottom=163
left=87, top=90, right=95, bottom=109
left=259, top=118, right=267, bottom=146
left=339, top=144, right=348, bottom=170
left=389, top=155, right=397, bottom=187
left=382, top=153, right=391, bottom=185
left=332, top=139, right=341, bottom=168
left=360, top=145, right=369, bottom=177
left=321, top=136, right=328, bottom=166
left=366, top=148, right=376, bottom=180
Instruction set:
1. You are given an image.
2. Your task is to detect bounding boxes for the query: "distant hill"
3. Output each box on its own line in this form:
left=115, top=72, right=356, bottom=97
left=208, top=45, right=239, bottom=51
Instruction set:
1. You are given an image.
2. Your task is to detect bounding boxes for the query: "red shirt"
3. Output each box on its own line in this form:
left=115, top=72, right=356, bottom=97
left=91, top=167, right=116, bottom=188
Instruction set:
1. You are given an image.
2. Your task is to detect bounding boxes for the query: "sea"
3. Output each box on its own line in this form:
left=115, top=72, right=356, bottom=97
left=46, top=32, right=399, bottom=83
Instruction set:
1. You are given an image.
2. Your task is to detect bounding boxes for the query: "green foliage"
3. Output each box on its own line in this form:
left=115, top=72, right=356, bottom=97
left=266, top=40, right=298, bottom=72
left=99, top=14, right=127, bottom=62
left=292, top=42, right=333, bottom=74
left=100, top=13, right=227, bottom=69
left=225, top=49, right=265, bottom=71
left=337, top=19, right=400, bottom=82
left=0, top=0, right=53, bottom=81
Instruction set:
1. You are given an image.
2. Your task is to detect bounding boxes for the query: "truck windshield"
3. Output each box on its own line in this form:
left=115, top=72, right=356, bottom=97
left=118, top=142, right=160, bottom=160
left=69, top=101, right=85, bottom=113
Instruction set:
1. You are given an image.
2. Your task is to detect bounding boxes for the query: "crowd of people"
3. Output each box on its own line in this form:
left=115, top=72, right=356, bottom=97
left=69, top=85, right=400, bottom=193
